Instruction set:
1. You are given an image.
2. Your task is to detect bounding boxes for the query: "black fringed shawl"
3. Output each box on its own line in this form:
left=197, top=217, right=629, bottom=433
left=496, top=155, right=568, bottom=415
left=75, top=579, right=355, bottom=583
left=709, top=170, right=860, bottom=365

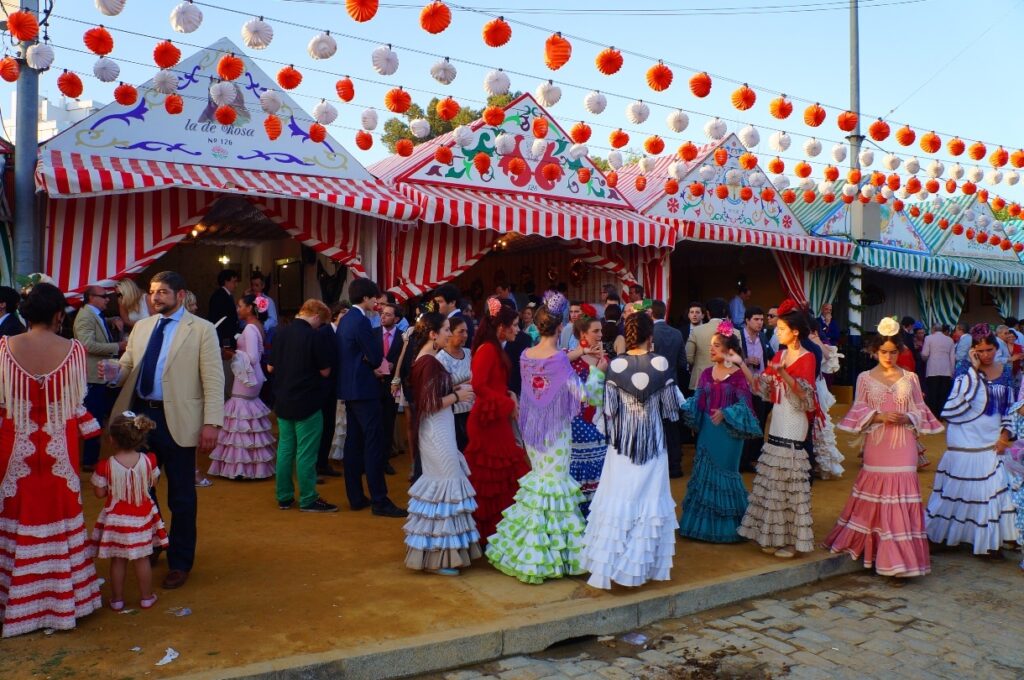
left=604, top=352, right=686, bottom=465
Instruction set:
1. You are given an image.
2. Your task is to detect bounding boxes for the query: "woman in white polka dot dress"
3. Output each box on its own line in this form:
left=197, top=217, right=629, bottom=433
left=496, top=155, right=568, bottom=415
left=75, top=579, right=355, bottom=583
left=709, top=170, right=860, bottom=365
left=581, top=312, right=685, bottom=589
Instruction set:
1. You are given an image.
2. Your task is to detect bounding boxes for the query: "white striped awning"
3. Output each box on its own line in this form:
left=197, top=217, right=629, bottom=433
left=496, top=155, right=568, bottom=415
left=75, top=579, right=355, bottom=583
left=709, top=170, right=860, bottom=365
left=956, top=257, right=1024, bottom=287
left=37, top=150, right=421, bottom=223
left=399, top=183, right=676, bottom=249
left=852, top=245, right=974, bottom=280
left=671, top=218, right=853, bottom=259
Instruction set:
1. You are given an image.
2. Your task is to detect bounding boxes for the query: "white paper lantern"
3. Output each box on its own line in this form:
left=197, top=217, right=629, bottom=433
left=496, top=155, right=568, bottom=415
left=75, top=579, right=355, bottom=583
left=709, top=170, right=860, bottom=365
left=1007, top=171, right=1020, bottom=186
left=170, top=1, right=203, bottom=33
left=583, top=90, right=606, bottom=115
left=639, top=157, right=656, bottom=175
left=242, top=18, right=273, bottom=49
left=666, top=110, right=689, bottom=134
left=931, top=195, right=943, bottom=210
left=312, top=100, right=337, bottom=125
left=831, top=144, right=847, bottom=163
left=774, top=175, right=792, bottom=191
left=93, top=56, right=120, bottom=83
left=667, top=162, right=684, bottom=180
left=861, top=184, right=876, bottom=199
left=484, top=69, right=510, bottom=97
left=917, top=190, right=929, bottom=201
left=568, top=143, right=588, bottom=161
left=882, top=153, right=901, bottom=171
left=993, top=220, right=1005, bottom=232
left=799, top=177, right=815, bottom=193
left=704, top=117, right=727, bottom=141
left=25, top=43, right=54, bottom=71
left=977, top=214, right=990, bottom=229
left=769, top=131, right=790, bottom=153
left=410, top=118, right=430, bottom=139
left=963, top=209, right=977, bottom=223
left=361, top=107, right=378, bottom=131
left=726, top=169, right=743, bottom=186
left=1003, top=224, right=1014, bottom=235
left=608, top=150, right=623, bottom=170
left=738, top=124, right=760, bottom=149
left=96, top=0, right=126, bottom=16
left=949, top=203, right=962, bottom=215
left=698, top=164, right=716, bottom=182
left=859, top=149, right=874, bottom=167
left=842, top=182, right=857, bottom=197
left=454, top=125, right=474, bottom=149
left=259, top=89, right=282, bottom=114
left=904, top=157, right=920, bottom=175
left=927, top=160, right=945, bottom=178
left=818, top=180, right=835, bottom=195
left=494, top=132, right=515, bottom=156
left=881, top=186, right=894, bottom=199
left=371, top=45, right=399, bottom=76
left=307, top=32, right=337, bottom=60
left=967, top=166, right=983, bottom=183
left=747, top=171, right=767, bottom=188
left=626, top=100, right=650, bottom=125
left=209, top=81, right=237, bottom=107
left=803, top=138, right=822, bottom=158
left=535, top=81, right=561, bottom=107
left=530, top=138, right=547, bottom=161
left=152, top=69, right=178, bottom=94
left=896, top=187, right=910, bottom=200
left=430, top=59, right=456, bottom=85
left=986, top=170, right=1003, bottom=186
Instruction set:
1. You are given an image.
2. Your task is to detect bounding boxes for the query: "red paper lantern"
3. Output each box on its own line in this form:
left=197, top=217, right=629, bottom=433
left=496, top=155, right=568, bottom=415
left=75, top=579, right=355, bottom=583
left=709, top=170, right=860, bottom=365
left=714, top=148, right=729, bottom=167
left=875, top=194, right=887, bottom=204
left=577, top=167, right=591, bottom=184
left=731, top=84, right=756, bottom=111
left=781, top=189, right=796, bottom=204
left=647, top=62, right=674, bottom=92
left=794, top=162, right=812, bottom=179
left=1001, top=240, right=1012, bottom=251
left=434, top=146, right=453, bottom=165
left=1011, top=150, right=1024, bottom=169
left=947, top=137, right=965, bottom=156
left=848, top=168, right=862, bottom=184
left=215, top=105, right=237, bottom=126
left=941, top=218, right=951, bottom=230
left=919, top=131, right=941, bottom=154
left=395, top=139, right=414, bottom=157
left=909, top=206, right=921, bottom=218
left=945, top=179, right=957, bottom=194
left=887, top=174, right=901, bottom=191
left=769, top=96, right=793, bottom=120
left=893, top=199, right=905, bottom=212
left=760, top=188, right=775, bottom=202
left=842, top=194, right=854, bottom=204
left=837, top=111, right=858, bottom=132
left=153, top=40, right=181, bottom=69
left=84, top=26, right=114, bottom=56
left=6, top=10, right=39, bottom=42
left=436, top=97, right=460, bottom=121
left=264, top=114, right=281, bottom=139
left=114, top=83, right=138, bottom=106
left=665, top=179, right=680, bottom=195
left=644, top=135, right=665, bottom=155
left=951, top=223, right=964, bottom=235
left=277, top=65, right=302, bottom=90
left=894, top=125, right=915, bottom=147
left=968, top=141, right=986, bottom=161
left=419, top=1, right=452, bottom=34
left=905, top=177, right=922, bottom=194
left=570, top=122, right=591, bottom=144
left=978, top=189, right=990, bottom=203
left=688, top=72, right=712, bottom=98
left=740, top=186, right=754, bottom=201
left=925, top=178, right=940, bottom=194
left=482, top=17, right=511, bottom=47
left=868, top=119, right=890, bottom=141
left=346, top=0, right=379, bottom=22
left=605, top=171, right=618, bottom=188
left=678, top=142, right=698, bottom=162
left=993, top=197, right=1007, bottom=211
left=474, top=152, right=492, bottom=176
left=308, top=122, right=326, bottom=143
left=1014, top=243, right=1023, bottom=253
left=165, top=94, right=184, bottom=116
left=595, top=48, right=623, bottom=76
left=989, top=234, right=1002, bottom=246
left=823, top=165, right=839, bottom=182
left=803, top=103, right=825, bottom=127
left=532, top=118, right=549, bottom=139
left=217, top=53, right=244, bottom=81
left=965, top=227, right=975, bottom=239
left=0, top=57, right=19, bottom=83
left=336, top=77, right=355, bottom=102
left=767, top=157, right=785, bottom=174
left=57, top=71, right=83, bottom=98
left=738, top=152, right=757, bottom=170
left=609, top=129, right=629, bottom=149
left=690, top=182, right=705, bottom=197
left=1011, top=204, right=1023, bottom=217
left=990, top=147, right=1009, bottom=168
left=922, top=212, right=934, bottom=224
left=870, top=171, right=885, bottom=187
left=715, top=184, right=730, bottom=200
left=385, top=87, right=412, bottom=114
left=962, top=181, right=977, bottom=195
left=635, top=176, right=648, bottom=192
left=355, top=130, right=373, bottom=150
left=541, top=162, right=562, bottom=182
left=544, top=33, right=572, bottom=70
left=822, top=193, right=836, bottom=203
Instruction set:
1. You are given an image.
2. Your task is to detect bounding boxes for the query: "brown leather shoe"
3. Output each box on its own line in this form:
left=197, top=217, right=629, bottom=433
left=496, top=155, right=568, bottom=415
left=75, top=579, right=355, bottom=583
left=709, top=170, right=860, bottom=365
left=162, top=569, right=189, bottom=590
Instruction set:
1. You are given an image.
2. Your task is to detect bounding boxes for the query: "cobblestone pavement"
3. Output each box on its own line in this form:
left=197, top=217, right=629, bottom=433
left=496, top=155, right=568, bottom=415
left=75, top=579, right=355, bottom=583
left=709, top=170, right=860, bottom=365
left=416, top=551, right=1024, bottom=680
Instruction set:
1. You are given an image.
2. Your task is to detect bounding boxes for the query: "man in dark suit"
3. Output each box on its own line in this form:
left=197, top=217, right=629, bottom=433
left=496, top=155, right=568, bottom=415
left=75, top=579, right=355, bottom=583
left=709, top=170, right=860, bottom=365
left=652, top=300, right=686, bottom=478
left=207, top=269, right=240, bottom=351
left=0, top=286, right=25, bottom=337
left=432, top=283, right=474, bottom=349
left=336, top=278, right=406, bottom=517
left=677, top=301, right=704, bottom=448
left=375, top=302, right=404, bottom=477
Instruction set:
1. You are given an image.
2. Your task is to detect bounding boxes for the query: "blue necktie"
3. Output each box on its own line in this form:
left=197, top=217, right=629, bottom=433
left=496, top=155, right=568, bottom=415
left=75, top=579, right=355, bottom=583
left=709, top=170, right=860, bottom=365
left=139, top=317, right=170, bottom=398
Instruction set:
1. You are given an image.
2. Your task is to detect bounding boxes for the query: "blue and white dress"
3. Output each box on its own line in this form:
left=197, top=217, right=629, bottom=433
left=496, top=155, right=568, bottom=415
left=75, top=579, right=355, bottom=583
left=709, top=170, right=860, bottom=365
left=569, top=357, right=607, bottom=516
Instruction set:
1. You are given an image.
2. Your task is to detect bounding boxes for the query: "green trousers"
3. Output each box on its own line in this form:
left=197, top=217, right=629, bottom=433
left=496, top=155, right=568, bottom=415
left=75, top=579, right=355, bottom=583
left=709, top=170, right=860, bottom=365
left=275, top=410, right=323, bottom=507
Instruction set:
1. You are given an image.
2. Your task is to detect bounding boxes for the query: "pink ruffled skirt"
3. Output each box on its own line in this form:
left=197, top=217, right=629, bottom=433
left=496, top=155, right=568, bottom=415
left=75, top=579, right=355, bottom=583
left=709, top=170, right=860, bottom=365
left=208, top=396, right=276, bottom=479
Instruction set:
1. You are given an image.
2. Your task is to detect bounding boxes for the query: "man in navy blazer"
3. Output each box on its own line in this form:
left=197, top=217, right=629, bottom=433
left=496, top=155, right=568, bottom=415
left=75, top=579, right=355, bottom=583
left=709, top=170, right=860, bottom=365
left=336, top=278, right=406, bottom=517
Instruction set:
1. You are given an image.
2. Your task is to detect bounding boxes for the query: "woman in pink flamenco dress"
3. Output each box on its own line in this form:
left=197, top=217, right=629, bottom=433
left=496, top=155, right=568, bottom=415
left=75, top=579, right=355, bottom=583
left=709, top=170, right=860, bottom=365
left=208, top=294, right=275, bottom=479
left=823, top=320, right=943, bottom=580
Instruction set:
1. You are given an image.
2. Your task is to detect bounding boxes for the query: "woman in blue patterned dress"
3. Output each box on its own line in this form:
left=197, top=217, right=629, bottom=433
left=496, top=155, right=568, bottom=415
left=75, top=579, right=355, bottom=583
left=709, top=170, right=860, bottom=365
left=569, top=315, right=608, bottom=516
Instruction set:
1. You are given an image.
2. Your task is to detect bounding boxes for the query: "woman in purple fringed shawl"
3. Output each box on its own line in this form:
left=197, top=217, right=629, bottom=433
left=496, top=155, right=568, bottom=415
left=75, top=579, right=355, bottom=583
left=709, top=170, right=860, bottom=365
left=485, top=297, right=588, bottom=584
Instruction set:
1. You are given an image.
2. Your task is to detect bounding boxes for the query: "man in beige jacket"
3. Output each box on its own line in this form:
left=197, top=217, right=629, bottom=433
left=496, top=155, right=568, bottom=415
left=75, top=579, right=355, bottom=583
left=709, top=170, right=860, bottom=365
left=685, top=298, right=734, bottom=391
left=110, top=271, right=224, bottom=590
left=75, top=285, right=126, bottom=471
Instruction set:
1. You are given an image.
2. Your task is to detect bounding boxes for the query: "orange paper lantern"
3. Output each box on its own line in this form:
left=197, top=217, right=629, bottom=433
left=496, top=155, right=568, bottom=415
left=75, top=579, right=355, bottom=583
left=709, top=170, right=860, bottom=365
left=277, top=65, right=302, bottom=90
left=1001, top=239, right=1012, bottom=251
left=803, top=190, right=816, bottom=204
left=308, top=122, right=326, bottom=143
left=803, top=103, right=825, bottom=127
left=609, top=129, right=629, bottom=149
left=482, top=106, right=505, bottom=127
left=964, top=227, right=974, bottom=238
left=688, top=72, right=712, bottom=98
left=713, top=148, right=729, bottom=166
left=84, top=26, right=114, bottom=56
left=434, top=146, right=453, bottom=165
left=644, top=135, right=665, bottom=155
left=665, top=179, right=680, bottom=195
left=922, top=212, right=934, bottom=224
left=1015, top=243, right=1023, bottom=253
left=842, top=194, right=854, bottom=204
left=947, top=137, right=965, bottom=156
left=646, top=62, right=673, bottom=92
left=114, top=83, right=138, bottom=106
left=678, top=142, right=698, bottom=162
left=385, top=87, right=412, bottom=114
left=870, top=171, right=885, bottom=187
left=605, top=171, right=618, bottom=188
left=951, top=223, right=963, bottom=235
left=1011, top=150, right=1024, bottom=169
left=1011, top=204, right=1023, bottom=218
left=419, top=2, right=451, bottom=34
left=355, top=130, right=373, bottom=150
left=396, top=139, right=414, bottom=156
left=474, top=152, right=492, bottom=176
left=7, top=10, right=39, bottom=42
left=847, top=168, right=862, bottom=184
left=945, top=179, right=957, bottom=193
left=731, top=84, right=756, bottom=111
left=767, top=157, right=785, bottom=174
left=577, top=167, right=591, bottom=184
left=794, top=162, right=812, bottom=178
left=740, top=186, right=753, bottom=201
left=635, top=176, right=648, bottom=192
left=905, top=177, right=922, bottom=194
left=0, top=57, right=19, bottom=83
left=868, top=119, right=890, bottom=142
left=532, top=117, right=549, bottom=139
left=738, top=152, right=757, bottom=170
left=893, top=199, right=905, bottom=212
left=925, top=178, right=939, bottom=194
left=217, top=53, right=244, bottom=82
left=978, top=189, right=989, bottom=203
left=875, top=194, right=887, bottom=204
left=761, top=188, right=775, bottom=202
left=887, top=174, right=901, bottom=191
left=690, top=182, right=705, bottom=197
left=909, top=206, right=921, bottom=218
left=436, top=97, right=460, bottom=121
left=215, top=105, right=237, bottom=126
left=482, top=17, right=512, bottom=47
left=989, top=234, right=1001, bottom=246
left=837, top=111, right=858, bottom=132
left=961, top=181, right=977, bottom=195
left=968, top=141, right=986, bottom=161
left=781, top=189, right=796, bottom=204
left=990, top=147, right=1009, bottom=168
left=346, top=0, right=379, bottom=22
left=992, top=197, right=1007, bottom=211
left=823, top=165, right=839, bottom=182
left=570, top=122, right=591, bottom=144
left=57, top=71, right=83, bottom=98
left=544, top=33, right=572, bottom=70
left=919, top=131, right=941, bottom=154
left=895, top=125, right=915, bottom=147
left=595, top=48, right=623, bottom=76
left=165, top=94, right=184, bottom=115
left=768, top=96, right=793, bottom=120
left=153, top=40, right=181, bottom=69
left=715, top=184, right=730, bottom=200
left=336, top=77, right=355, bottom=102
left=264, top=114, right=282, bottom=140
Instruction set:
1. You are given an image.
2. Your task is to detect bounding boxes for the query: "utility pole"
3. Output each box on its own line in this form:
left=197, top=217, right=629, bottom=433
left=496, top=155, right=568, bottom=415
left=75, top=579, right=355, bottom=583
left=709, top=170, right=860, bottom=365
left=13, top=0, right=41, bottom=278
left=846, top=0, right=864, bottom=383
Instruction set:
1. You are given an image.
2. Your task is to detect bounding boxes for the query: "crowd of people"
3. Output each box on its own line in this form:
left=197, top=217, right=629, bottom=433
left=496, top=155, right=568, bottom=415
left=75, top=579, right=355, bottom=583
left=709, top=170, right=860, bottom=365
left=0, top=271, right=1023, bottom=640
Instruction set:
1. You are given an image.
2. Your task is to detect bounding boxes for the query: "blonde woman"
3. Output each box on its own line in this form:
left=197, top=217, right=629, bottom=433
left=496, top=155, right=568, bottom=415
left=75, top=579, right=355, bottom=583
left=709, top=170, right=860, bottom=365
left=116, top=278, right=151, bottom=331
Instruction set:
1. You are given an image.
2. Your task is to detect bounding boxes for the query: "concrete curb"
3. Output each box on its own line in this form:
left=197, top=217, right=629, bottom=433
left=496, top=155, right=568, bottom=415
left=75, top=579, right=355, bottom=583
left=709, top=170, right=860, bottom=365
left=174, top=554, right=864, bottom=680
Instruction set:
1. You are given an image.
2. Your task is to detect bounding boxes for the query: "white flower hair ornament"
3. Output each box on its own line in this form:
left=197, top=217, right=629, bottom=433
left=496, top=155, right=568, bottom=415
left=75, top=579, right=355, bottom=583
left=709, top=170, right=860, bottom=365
left=877, top=317, right=900, bottom=337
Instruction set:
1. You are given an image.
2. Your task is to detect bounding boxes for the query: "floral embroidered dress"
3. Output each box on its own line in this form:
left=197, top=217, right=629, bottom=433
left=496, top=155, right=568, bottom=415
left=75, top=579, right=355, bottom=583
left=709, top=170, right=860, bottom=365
left=581, top=353, right=684, bottom=589
left=90, top=453, right=169, bottom=560
left=738, top=350, right=819, bottom=553
left=569, top=357, right=607, bottom=516
left=486, top=351, right=586, bottom=584
left=824, top=370, right=942, bottom=577
left=925, top=363, right=1019, bottom=553
left=463, top=342, right=530, bottom=543
left=0, top=338, right=103, bottom=637
left=679, top=367, right=761, bottom=543
left=208, top=323, right=275, bottom=479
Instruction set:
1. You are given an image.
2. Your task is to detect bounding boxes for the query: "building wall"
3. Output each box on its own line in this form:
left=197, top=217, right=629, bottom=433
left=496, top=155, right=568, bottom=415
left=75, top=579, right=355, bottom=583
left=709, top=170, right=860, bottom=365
left=3, top=94, right=105, bottom=143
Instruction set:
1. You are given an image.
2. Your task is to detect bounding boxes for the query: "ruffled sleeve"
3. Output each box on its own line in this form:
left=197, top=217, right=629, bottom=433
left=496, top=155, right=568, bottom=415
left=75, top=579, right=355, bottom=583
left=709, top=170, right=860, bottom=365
left=90, top=459, right=109, bottom=488
left=680, top=387, right=704, bottom=430
left=942, top=368, right=985, bottom=424
left=76, top=404, right=101, bottom=439
left=581, top=364, right=606, bottom=408
left=783, top=353, right=818, bottom=413
left=657, top=381, right=686, bottom=423
left=145, top=453, right=162, bottom=485
left=721, top=400, right=762, bottom=439
left=837, top=372, right=878, bottom=434
left=470, top=343, right=515, bottom=423
left=905, top=372, right=944, bottom=436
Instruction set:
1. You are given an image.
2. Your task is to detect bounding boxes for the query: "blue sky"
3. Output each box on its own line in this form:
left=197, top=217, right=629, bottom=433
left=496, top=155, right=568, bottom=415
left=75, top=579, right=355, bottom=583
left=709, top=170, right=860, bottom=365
left=8, top=0, right=1024, bottom=198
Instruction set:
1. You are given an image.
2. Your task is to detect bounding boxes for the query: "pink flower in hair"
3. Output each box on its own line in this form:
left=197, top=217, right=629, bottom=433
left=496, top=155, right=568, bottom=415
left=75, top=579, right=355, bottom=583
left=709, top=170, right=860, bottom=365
left=486, top=295, right=502, bottom=318
left=254, top=295, right=270, bottom=314
left=716, top=319, right=734, bottom=336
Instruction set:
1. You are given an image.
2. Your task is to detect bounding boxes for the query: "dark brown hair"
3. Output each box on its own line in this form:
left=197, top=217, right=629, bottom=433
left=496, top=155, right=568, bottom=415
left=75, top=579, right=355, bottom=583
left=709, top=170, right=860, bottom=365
left=107, top=412, right=157, bottom=451
left=574, top=315, right=600, bottom=339
left=533, top=306, right=561, bottom=337
left=624, top=312, right=654, bottom=350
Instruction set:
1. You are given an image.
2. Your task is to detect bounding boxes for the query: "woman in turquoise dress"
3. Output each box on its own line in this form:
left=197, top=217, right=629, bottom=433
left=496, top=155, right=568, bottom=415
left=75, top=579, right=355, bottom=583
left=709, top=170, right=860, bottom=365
left=679, top=325, right=762, bottom=542
left=486, top=295, right=587, bottom=584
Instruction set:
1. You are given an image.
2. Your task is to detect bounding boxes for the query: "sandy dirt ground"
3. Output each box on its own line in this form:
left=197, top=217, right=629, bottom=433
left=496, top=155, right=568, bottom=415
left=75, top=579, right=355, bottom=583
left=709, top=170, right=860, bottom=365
left=1, top=406, right=951, bottom=680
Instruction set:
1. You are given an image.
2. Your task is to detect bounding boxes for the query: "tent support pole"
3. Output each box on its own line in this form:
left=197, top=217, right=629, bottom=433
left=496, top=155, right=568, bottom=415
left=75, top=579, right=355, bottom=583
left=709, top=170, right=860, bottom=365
left=13, top=0, right=41, bottom=278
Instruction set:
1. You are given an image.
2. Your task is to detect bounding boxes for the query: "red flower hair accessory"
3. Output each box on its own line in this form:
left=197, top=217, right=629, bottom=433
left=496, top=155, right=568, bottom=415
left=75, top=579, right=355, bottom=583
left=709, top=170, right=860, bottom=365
left=777, top=298, right=799, bottom=316
left=254, top=295, right=270, bottom=314
left=580, top=303, right=598, bottom=319
left=716, top=319, right=734, bottom=336
left=486, top=295, right=502, bottom=318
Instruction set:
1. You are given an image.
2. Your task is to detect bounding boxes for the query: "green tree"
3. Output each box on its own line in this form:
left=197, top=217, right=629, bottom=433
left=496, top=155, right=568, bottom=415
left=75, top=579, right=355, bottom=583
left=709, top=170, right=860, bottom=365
left=381, top=93, right=521, bottom=154
left=590, top=156, right=611, bottom=172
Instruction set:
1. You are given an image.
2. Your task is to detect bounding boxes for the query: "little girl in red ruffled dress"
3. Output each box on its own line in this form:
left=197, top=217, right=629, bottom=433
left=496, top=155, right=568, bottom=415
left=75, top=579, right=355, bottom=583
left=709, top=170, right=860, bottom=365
left=89, top=412, right=168, bottom=611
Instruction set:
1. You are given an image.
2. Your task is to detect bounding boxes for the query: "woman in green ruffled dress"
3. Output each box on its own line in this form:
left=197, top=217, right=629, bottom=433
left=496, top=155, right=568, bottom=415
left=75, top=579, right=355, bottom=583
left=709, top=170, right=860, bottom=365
left=485, top=295, right=587, bottom=584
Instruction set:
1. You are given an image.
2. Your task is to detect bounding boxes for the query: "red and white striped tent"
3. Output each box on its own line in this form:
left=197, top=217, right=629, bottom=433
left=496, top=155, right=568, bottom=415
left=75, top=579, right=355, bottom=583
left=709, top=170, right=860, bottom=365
left=369, top=93, right=676, bottom=302
left=36, top=38, right=420, bottom=295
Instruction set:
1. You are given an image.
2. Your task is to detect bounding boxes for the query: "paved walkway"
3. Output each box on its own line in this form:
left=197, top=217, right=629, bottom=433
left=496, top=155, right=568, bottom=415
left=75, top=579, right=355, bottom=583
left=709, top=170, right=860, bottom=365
left=422, top=551, right=1024, bottom=680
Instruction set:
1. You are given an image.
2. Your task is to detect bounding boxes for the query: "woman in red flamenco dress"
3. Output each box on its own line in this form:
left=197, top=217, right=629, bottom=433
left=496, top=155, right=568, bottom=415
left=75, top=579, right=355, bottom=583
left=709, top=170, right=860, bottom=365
left=462, top=298, right=530, bottom=543
left=0, top=282, right=103, bottom=637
